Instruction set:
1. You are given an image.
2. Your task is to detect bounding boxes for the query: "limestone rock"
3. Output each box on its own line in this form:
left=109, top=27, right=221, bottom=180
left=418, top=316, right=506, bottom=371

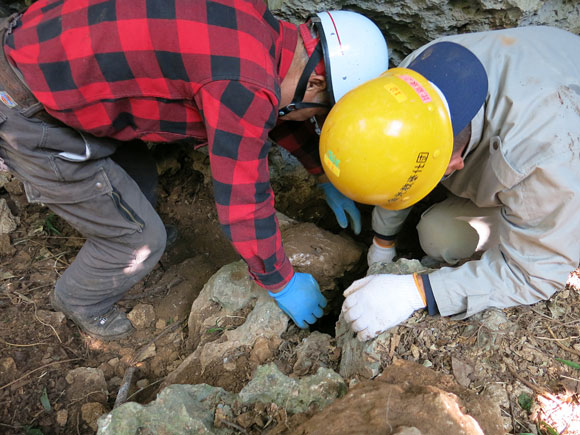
left=66, top=367, right=108, bottom=404
left=281, top=222, right=362, bottom=291
left=368, top=257, right=433, bottom=276
left=97, top=384, right=236, bottom=435
left=483, top=383, right=513, bottom=432
left=295, top=360, right=503, bottom=435
left=249, top=336, right=276, bottom=364
left=238, top=363, right=347, bottom=414
left=82, top=402, right=108, bottom=432
left=166, top=260, right=288, bottom=390
left=0, top=198, right=18, bottom=234
left=393, top=428, right=423, bottom=435
left=0, top=357, right=17, bottom=385
left=35, top=310, right=66, bottom=329
left=0, top=172, right=11, bottom=189
left=275, top=211, right=297, bottom=229
left=337, top=316, right=392, bottom=379
left=462, top=307, right=518, bottom=350
left=56, top=409, right=68, bottom=427
left=99, top=365, right=346, bottom=434
left=293, top=331, right=339, bottom=377
left=4, top=178, right=23, bottom=196
left=175, top=217, right=361, bottom=391
left=127, top=304, right=155, bottom=330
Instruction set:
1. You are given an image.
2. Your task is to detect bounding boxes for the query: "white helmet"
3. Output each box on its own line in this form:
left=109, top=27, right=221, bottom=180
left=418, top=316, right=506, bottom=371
left=315, top=11, right=389, bottom=103
left=278, top=10, right=388, bottom=116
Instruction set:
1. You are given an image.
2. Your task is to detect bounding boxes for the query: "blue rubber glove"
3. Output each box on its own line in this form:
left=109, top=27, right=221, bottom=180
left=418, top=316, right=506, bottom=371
left=319, top=182, right=361, bottom=235
left=269, top=273, right=327, bottom=328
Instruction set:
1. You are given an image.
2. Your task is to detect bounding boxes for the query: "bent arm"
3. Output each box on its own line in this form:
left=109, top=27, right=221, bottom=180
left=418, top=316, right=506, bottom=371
left=429, top=162, right=580, bottom=318
left=269, top=119, right=324, bottom=175
left=195, top=80, right=293, bottom=290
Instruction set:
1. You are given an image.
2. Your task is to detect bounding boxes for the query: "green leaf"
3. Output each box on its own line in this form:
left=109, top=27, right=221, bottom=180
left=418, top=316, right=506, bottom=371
left=518, top=392, right=533, bottom=412
left=540, top=421, right=559, bottom=435
left=43, top=213, right=61, bottom=235
left=555, top=357, right=580, bottom=370
left=40, top=387, right=51, bottom=412
left=24, top=427, right=43, bottom=435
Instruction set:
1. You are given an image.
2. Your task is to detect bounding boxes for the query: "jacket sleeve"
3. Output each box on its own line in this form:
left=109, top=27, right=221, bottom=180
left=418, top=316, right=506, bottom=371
left=372, top=206, right=413, bottom=238
left=269, top=119, right=324, bottom=175
left=194, top=79, right=293, bottom=290
left=428, top=156, right=580, bottom=318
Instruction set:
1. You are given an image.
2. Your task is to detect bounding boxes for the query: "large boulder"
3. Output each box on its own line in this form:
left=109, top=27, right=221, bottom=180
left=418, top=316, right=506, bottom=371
left=295, top=359, right=503, bottom=435
left=98, top=364, right=346, bottom=434
left=162, top=219, right=361, bottom=391
left=162, top=260, right=287, bottom=391
left=97, top=384, right=236, bottom=435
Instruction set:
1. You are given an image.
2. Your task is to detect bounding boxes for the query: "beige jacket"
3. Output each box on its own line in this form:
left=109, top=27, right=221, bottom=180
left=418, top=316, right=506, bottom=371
left=373, top=26, right=580, bottom=318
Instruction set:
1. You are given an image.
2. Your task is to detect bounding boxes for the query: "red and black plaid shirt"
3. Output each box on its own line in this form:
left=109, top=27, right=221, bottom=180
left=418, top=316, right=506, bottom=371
left=5, top=0, right=323, bottom=290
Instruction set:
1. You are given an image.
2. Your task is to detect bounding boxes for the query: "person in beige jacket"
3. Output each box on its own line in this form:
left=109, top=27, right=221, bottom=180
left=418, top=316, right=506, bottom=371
left=330, top=26, right=580, bottom=341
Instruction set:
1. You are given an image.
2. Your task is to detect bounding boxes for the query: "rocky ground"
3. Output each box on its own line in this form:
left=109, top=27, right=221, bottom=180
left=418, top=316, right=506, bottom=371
left=1, top=144, right=580, bottom=434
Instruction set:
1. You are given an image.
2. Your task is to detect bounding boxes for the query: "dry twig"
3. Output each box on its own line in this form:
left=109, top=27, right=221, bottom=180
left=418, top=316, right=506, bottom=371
left=504, top=359, right=546, bottom=395
left=34, top=304, right=62, bottom=343
left=546, top=325, right=580, bottom=358
left=114, top=366, right=136, bottom=409
left=125, top=378, right=164, bottom=402
left=113, top=320, right=185, bottom=408
left=220, top=419, right=248, bottom=434
left=0, top=337, right=48, bottom=347
left=530, top=308, right=567, bottom=327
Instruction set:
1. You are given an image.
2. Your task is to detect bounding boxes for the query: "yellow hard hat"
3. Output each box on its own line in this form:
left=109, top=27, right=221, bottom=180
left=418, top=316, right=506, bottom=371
left=319, top=67, right=453, bottom=210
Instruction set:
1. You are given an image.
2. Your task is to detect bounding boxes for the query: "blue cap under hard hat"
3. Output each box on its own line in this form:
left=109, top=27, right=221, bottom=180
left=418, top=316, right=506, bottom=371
left=407, top=41, right=488, bottom=136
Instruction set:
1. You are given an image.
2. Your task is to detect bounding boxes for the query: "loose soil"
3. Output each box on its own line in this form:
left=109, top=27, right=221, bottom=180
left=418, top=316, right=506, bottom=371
left=1, top=145, right=580, bottom=434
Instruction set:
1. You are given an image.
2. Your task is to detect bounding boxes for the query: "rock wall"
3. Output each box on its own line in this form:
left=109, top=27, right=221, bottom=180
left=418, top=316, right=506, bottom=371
left=268, top=0, right=580, bottom=65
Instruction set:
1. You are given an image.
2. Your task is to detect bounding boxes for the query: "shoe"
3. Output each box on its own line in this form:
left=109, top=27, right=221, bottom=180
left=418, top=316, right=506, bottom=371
left=50, top=291, right=135, bottom=340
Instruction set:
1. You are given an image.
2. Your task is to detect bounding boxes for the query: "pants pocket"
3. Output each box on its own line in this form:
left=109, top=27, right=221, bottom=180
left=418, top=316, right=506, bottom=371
left=22, top=166, right=145, bottom=239
left=42, top=123, right=118, bottom=162
left=110, top=186, right=145, bottom=231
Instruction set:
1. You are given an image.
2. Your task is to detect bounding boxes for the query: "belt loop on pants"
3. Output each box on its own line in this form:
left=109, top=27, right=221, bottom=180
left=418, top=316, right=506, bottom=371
left=0, top=14, right=56, bottom=123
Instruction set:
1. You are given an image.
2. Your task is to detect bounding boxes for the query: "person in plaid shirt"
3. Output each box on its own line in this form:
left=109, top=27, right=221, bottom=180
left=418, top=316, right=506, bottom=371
left=0, top=0, right=388, bottom=339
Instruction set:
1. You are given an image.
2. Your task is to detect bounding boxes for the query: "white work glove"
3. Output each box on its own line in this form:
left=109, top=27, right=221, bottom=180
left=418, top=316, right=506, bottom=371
left=367, top=238, right=397, bottom=267
left=342, top=274, right=426, bottom=341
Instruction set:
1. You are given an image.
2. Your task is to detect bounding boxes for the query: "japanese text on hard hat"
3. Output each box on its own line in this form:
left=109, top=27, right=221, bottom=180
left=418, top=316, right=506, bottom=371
left=388, top=152, right=429, bottom=202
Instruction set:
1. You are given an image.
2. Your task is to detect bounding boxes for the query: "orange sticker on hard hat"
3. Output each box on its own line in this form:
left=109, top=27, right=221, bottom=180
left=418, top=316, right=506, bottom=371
left=324, top=150, right=341, bottom=177
left=384, top=84, right=407, bottom=103
left=398, top=74, right=432, bottom=103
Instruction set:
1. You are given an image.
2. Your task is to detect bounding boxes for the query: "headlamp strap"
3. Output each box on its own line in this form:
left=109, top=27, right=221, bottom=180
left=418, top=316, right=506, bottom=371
left=278, top=40, right=329, bottom=116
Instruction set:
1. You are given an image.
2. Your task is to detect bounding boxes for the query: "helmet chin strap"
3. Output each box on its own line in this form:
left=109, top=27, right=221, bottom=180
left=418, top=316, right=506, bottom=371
left=278, top=40, right=329, bottom=117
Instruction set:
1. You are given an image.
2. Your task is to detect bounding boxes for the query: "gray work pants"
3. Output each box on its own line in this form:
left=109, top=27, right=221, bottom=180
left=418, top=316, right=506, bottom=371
left=417, top=195, right=501, bottom=264
left=0, top=105, right=166, bottom=316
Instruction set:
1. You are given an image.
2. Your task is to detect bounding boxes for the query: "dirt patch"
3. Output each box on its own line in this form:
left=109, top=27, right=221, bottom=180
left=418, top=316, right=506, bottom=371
left=1, top=146, right=580, bottom=434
